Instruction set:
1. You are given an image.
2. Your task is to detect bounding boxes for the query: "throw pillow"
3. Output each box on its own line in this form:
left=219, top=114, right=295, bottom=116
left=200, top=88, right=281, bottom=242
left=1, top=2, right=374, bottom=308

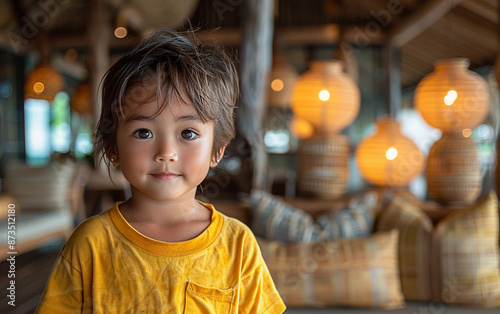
left=376, top=190, right=500, bottom=307
left=376, top=194, right=433, bottom=301
left=250, top=189, right=320, bottom=243
left=315, top=191, right=377, bottom=239
left=434, top=191, right=500, bottom=307
left=258, top=230, right=405, bottom=309
left=250, top=189, right=377, bottom=243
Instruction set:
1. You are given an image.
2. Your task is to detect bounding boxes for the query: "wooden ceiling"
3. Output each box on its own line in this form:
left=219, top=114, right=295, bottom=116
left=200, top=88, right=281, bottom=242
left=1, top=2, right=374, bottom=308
left=0, top=0, right=498, bottom=88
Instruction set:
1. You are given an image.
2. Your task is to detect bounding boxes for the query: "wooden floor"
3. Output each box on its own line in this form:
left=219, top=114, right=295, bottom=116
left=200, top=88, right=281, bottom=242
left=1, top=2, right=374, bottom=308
left=0, top=244, right=61, bottom=314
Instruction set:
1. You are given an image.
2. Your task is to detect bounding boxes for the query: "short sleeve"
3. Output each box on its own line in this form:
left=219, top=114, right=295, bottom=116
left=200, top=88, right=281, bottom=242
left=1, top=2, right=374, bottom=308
left=239, top=260, right=286, bottom=314
left=36, top=217, right=99, bottom=314
left=36, top=253, right=85, bottom=313
left=233, top=224, right=286, bottom=314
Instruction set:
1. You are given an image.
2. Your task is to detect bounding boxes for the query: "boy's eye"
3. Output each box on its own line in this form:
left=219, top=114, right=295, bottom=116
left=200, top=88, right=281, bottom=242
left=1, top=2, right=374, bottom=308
left=181, top=130, right=197, bottom=140
left=133, top=129, right=153, bottom=139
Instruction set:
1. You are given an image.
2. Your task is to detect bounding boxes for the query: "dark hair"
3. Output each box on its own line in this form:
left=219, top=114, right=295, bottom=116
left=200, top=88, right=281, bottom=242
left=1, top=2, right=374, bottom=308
left=94, top=28, right=238, bottom=167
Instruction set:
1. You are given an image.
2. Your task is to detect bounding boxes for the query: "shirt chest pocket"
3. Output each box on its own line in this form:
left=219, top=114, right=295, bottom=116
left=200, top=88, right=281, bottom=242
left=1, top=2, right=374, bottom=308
left=184, top=281, right=234, bottom=314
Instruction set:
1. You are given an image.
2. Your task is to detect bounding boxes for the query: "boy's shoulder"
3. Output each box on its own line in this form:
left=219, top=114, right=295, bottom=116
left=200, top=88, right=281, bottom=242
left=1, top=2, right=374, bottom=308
left=74, top=210, right=112, bottom=234
left=215, top=209, right=257, bottom=242
left=217, top=210, right=250, bottom=230
left=64, top=209, right=114, bottom=248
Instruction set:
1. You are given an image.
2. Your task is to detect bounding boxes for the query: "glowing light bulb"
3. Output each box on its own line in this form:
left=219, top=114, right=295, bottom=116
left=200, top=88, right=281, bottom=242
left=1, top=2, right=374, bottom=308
left=271, top=79, right=284, bottom=92
left=318, top=90, right=330, bottom=101
left=444, top=90, right=457, bottom=106
left=386, top=147, right=398, bottom=160
left=462, top=128, right=472, bottom=138
left=33, top=82, right=45, bottom=94
left=114, top=27, right=128, bottom=39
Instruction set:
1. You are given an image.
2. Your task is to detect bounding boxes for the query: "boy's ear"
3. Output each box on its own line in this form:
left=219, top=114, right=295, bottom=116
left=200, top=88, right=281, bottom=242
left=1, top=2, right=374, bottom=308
left=210, top=145, right=226, bottom=168
left=107, top=151, right=119, bottom=166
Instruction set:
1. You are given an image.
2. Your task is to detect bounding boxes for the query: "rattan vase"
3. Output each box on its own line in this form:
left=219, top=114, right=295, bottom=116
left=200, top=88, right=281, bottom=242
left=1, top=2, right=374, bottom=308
left=426, top=133, right=482, bottom=204
left=297, top=135, right=350, bottom=199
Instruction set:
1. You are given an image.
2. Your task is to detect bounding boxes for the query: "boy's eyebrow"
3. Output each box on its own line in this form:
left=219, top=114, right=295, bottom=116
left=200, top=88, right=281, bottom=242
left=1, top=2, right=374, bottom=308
left=124, top=113, right=202, bottom=123
left=124, top=114, right=153, bottom=123
left=176, top=114, right=202, bottom=122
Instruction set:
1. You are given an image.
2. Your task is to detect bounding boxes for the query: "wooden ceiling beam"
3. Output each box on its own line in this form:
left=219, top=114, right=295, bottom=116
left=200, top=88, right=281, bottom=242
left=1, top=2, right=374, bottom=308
left=197, top=25, right=345, bottom=46
left=48, top=24, right=385, bottom=50
left=438, top=14, right=498, bottom=50
left=428, top=19, right=496, bottom=59
left=453, top=5, right=498, bottom=33
left=460, top=0, right=498, bottom=24
left=389, top=0, right=465, bottom=47
left=49, top=34, right=139, bottom=51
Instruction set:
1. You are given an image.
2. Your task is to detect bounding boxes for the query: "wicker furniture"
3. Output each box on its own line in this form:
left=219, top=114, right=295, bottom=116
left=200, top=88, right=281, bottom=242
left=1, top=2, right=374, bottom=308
left=0, top=161, right=90, bottom=260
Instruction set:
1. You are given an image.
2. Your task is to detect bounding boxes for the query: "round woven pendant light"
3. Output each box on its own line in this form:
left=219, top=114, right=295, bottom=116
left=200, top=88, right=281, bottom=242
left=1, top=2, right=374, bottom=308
left=291, top=60, right=360, bottom=136
left=25, top=64, right=64, bottom=101
left=414, top=59, right=489, bottom=133
left=355, top=116, right=425, bottom=187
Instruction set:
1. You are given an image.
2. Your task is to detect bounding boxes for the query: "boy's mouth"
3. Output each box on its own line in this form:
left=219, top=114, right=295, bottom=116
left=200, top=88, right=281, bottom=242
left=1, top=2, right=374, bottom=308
left=151, top=172, right=180, bottom=180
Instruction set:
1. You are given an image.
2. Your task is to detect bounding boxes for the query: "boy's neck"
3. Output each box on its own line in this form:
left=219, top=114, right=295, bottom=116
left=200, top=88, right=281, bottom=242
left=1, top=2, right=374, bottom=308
left=120, top=193, right=203, bottom=224
left=118, top=194, right=213, bottom=242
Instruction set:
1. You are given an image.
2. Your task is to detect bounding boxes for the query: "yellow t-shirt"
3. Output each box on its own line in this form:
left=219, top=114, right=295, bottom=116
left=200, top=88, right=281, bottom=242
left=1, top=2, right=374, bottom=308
left=36, top=202, right=286, bottom=313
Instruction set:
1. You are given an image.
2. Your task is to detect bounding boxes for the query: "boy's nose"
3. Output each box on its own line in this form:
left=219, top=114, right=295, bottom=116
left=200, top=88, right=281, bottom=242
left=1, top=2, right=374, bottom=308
left=154, top=141, right=178, bottom=162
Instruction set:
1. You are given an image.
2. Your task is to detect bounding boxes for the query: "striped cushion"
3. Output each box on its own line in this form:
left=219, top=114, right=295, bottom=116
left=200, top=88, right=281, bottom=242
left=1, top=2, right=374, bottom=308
left=250, top=189, right=319, bottom=243
left=258, top=230, right=405, bottom=309
left=376, top=194, right=433, bottom=301
left=250, top=190, right=376, bottom=243
left=435, top=191, right=500, bottom=307
left=316, top=192, right=377, bottom=239
left=376, top=190, right=500, bottom=306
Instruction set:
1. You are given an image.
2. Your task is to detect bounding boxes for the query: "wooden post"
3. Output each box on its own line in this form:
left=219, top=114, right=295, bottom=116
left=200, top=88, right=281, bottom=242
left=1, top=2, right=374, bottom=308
left=88, top=0, right=110, bottom=169
left=238, top=0, right=274, bottom=190
left=88, top=0, right=110, bottom=127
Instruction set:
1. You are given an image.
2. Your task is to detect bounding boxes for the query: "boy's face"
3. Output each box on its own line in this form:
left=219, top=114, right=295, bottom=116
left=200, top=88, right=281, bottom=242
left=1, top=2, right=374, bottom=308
left=113, top=83, right=219, bottom=204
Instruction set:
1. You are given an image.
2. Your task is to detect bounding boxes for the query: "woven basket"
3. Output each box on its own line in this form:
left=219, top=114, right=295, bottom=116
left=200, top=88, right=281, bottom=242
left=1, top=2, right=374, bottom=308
left=426, top=133, right=482, bottom=204
left=297, top=135, right=350, bottom=199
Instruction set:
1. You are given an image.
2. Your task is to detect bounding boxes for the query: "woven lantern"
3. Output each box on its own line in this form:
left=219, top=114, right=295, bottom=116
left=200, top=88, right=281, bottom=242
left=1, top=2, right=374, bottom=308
left=291, top=60, right=360, bottom=136
left=355, top=116, right=425, bottom=187
left=426, top=133, right=482, bottom=204
left=292, top=60, right=360, bottom=199
left=268, top=56, right=298, bottom=109
left=71, top=83, right=92, bottom=115
left=25, top=64, right=64, bottom=101
left=414, top=59, right=489, bottom=132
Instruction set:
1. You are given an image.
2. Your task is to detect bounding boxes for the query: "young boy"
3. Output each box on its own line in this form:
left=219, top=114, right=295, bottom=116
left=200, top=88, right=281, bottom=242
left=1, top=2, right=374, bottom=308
left=36, top=29, right=286, bottom=313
